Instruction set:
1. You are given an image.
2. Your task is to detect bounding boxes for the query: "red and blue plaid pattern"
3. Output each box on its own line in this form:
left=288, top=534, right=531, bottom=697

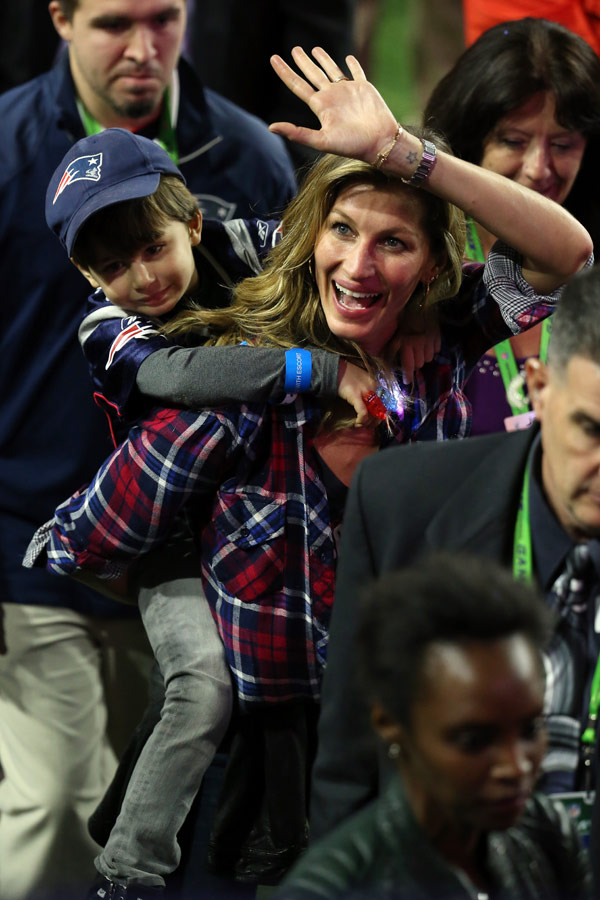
left=25, top=244, right=571, bottom=706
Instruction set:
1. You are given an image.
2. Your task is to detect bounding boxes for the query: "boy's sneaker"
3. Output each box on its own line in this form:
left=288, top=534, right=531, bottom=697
left=86, top=873, right=164, bottom=900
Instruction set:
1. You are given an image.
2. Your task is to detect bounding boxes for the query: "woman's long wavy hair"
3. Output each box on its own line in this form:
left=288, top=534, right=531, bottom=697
left=165, top=131, right=464, bottom=373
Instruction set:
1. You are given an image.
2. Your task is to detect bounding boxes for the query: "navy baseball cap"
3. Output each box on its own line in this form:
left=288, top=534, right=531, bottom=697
left=46, top=128, right=185, bottom=256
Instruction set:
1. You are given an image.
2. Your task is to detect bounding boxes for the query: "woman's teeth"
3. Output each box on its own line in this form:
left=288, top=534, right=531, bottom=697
left=334, top=281, right=380, bottom=309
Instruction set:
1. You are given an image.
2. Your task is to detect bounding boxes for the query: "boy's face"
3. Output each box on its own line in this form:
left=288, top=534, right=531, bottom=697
left=76, top=213, right=202, bottom=317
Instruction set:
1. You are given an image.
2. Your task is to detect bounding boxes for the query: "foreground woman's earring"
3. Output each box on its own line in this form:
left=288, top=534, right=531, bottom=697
left=308, top=257, right=315, bottom=279
left=388, top=742, right=402, bottom=760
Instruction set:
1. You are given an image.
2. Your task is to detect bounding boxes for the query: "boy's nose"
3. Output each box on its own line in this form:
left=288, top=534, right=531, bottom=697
left=131, top=261, right=155, bottom=288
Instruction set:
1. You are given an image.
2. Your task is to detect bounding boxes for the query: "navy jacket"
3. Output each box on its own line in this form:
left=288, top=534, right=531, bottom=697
left=0, top=52, right=295, bottom=615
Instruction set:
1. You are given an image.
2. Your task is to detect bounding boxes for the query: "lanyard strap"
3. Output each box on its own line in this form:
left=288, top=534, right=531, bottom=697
left=513, top=460, right=533, bottom=584
left=466, top=217, right=552, bottom=416
left=76, top=89, right=179, bottom=163
left=513, top=462, right=600, bottom=769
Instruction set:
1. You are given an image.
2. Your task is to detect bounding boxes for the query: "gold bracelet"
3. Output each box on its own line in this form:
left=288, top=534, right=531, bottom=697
left=374, top=124, right=404, bottom=170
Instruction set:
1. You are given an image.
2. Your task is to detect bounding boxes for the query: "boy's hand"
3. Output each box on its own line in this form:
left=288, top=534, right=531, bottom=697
left=337, top=360, right=379, bottom=427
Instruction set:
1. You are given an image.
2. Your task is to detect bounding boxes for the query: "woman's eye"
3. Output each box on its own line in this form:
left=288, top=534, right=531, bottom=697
left=501, top=138, right=525, bottom=149
left=453, top=729, right=494, bottom=754
left=382, top=236, right=405, bottom=250
left=332, top=221, right=352, bottom=237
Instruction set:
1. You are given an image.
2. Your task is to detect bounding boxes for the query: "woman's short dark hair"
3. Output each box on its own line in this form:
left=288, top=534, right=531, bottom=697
left=423, top=17, right=600, bottom=248
left=357, top=553, right=552, bottom=726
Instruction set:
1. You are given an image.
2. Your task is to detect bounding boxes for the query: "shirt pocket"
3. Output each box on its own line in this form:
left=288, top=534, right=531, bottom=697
left=210, top=489, right=286, bottom=602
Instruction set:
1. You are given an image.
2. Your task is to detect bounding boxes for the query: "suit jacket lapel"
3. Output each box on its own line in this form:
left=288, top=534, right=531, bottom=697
left=425, top=427, right=538, bottom=561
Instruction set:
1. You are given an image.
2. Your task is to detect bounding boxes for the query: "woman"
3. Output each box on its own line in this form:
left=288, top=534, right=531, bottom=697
left=275, top=554, right=592, bottom=900
left=27, top=48, right=591, bottom=880
left=423, top=17, right=600, bottom=433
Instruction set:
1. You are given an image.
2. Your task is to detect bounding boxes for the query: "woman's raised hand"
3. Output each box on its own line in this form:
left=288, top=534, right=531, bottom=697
left=269, top=47, right=399, bottom=165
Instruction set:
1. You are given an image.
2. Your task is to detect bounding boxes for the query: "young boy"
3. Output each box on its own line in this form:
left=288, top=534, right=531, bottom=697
left=44, top=128, right=376, bottom=899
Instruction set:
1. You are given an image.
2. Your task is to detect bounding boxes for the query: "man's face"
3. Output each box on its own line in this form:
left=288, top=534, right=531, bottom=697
left=50, top=0, right=186, bottom=127
left=528, top=355, right=600, bottom=540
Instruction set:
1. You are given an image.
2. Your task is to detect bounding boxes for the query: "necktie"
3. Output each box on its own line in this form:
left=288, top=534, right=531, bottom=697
left=543, top=542, right=596, bottom=792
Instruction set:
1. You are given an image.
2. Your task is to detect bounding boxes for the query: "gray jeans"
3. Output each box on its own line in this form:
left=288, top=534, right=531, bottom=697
left=95, top=573, right=232, bottom=888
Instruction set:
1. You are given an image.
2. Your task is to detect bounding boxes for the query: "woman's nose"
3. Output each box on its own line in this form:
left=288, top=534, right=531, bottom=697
left=344, top=241, right=376, bottom=278
left=492, top=741, right=534, bottom=780
left=522, top=142, right=553, bottom=183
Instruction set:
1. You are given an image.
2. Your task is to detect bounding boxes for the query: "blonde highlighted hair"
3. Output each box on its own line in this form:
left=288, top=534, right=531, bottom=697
left=164, top=134, right=466, bottom=427
left=165, top=131, right=465, bottom=365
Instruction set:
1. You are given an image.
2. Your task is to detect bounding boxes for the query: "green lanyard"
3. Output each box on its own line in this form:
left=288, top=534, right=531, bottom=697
left=513, top=460, right=600, bottom=791
left=465, top=217, right=552, bottom=417
left=76, top=88, right=179, bottom=163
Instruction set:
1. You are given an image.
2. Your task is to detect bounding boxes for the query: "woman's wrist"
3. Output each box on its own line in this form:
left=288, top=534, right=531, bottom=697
left=375, top=128, right=438, bottom=187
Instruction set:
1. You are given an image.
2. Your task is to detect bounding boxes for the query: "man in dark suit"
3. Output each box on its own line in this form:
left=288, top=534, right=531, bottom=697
left=311, top=263, right=600, bottom=842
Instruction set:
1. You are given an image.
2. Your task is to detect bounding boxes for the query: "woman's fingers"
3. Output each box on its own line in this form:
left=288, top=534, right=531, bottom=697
left=270, top=54, right=316, bottom=103
left=308, top=46, right=350, bottom=83
left=289, top=46, right=335, bottom=90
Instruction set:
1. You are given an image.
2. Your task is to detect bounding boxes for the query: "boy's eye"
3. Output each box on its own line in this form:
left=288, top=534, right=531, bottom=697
left=146, top=244, right=165, bottom=257
left=100, top=260, right=125, bottom=275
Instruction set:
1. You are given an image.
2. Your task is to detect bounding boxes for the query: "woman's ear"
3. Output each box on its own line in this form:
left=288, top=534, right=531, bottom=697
left=189, top=210, right=203, bottom=246
left=71, top=258, right=100, bottom=289
left=371, top=701, right=405, bottom=748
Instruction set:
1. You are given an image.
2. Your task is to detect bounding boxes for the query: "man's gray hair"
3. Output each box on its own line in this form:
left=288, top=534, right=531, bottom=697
left=548, top=265, right=600, bottom=372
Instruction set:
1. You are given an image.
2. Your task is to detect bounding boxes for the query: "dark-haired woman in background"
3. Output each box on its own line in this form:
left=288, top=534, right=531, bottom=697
left=424, top=17, right=600, bottom=435
left=276, top=554, right=592, bottom=900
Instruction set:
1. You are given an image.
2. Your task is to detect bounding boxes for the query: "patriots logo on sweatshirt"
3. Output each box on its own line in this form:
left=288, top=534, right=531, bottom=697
left=53, top=154, right=103, bottom=203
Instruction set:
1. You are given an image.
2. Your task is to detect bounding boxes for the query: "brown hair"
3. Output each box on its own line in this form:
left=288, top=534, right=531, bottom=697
left=71, top=175, right=199, bottom=268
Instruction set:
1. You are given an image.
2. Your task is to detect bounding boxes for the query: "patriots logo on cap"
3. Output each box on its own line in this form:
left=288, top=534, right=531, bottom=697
left=53, top=153, right=103, bottom=204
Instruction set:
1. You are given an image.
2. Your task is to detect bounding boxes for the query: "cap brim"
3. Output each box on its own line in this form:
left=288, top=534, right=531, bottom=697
left=65, top=172, right=162, bottom=257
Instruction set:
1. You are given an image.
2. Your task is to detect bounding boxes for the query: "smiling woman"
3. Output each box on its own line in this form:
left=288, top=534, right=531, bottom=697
left=422, top=17, right=600, bottom=435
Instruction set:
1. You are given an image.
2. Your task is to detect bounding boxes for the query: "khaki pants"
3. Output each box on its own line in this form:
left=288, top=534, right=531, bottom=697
left=0, top=603, right=152, bottom=900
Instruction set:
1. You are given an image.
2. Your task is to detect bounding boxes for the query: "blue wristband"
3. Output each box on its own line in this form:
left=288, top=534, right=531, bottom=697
left=285, top=349, right=312, bottom=393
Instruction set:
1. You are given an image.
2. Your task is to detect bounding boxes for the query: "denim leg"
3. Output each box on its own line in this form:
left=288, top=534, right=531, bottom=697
left=95, top=577, right=232, bottom=887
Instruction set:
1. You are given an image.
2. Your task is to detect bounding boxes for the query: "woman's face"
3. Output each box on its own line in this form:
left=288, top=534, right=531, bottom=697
left=388, top=635, right=546, bottom=835
left=313, top=183, right=438, bottom=356
left=480, top=91, right=586, bottom=205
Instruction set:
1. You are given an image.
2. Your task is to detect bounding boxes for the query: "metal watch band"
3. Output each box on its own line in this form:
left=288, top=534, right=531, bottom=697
left=402, top=139, right=437, bottom=187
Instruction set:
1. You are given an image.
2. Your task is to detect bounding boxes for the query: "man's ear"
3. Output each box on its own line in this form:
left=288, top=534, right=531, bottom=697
left=188, top=210, right=203, bottom=246
left=71, top=258, right=100, bottom=289
left=525, top=357, right=550, bottom=421
left=48, top=1, right=73, bottom=42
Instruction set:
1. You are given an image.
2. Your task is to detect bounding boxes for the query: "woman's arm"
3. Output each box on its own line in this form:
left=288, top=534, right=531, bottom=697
left=269, top=47, right=593, bottom=294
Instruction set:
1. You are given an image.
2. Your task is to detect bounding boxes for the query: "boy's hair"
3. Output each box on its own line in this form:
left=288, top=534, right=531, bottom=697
left=71, top=175, right=199, bottom=269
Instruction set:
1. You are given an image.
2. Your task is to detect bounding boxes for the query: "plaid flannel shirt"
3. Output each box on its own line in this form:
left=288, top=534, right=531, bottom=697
left=25, top=244, right=566, bottom=706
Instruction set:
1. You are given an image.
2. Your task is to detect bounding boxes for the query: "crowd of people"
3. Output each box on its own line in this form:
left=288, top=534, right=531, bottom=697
left=2, top=3, right=600, bottom=900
